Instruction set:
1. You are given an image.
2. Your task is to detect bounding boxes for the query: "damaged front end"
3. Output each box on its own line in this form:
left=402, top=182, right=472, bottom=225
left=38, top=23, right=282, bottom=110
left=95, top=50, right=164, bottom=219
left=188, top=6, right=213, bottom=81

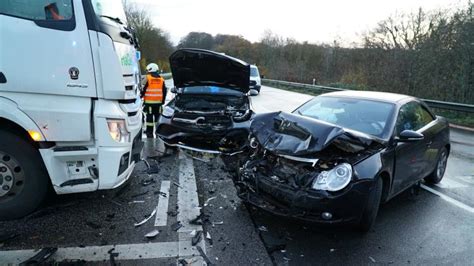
left=235, top=112, right=385, bottom=223
left=157, top=93, right=252, bottom=154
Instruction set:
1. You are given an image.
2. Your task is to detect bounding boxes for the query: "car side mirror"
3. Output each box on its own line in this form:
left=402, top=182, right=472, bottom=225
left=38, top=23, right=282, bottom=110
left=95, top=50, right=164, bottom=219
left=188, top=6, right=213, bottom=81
left=170, top=87, right=177, bottom=93
left=260, top=75, right=265, bottom=79
left=248, top=89, right=259, bottom=96
left=396, top=130, right=424, bottom=142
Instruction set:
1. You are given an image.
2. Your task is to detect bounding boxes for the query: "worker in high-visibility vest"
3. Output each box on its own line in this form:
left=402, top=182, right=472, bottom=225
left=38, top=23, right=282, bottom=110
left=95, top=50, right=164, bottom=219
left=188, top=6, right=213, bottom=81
left=142, top=63, right=167, bottom=138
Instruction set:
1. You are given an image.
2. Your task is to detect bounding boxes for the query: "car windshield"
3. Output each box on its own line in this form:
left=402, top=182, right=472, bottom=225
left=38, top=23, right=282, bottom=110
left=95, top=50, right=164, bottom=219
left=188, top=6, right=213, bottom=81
left=294, top=96, right=395, bottom=138
left=91, top=0, right=127, bottom=24
left=182, top=86, right=243, bottom=96
left=250, top=67, right=259, bottom=77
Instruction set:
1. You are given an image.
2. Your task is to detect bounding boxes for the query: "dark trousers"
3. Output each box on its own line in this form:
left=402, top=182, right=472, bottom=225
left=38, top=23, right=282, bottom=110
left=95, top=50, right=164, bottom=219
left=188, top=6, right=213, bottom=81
left=144, top=103, right=162, bottom=137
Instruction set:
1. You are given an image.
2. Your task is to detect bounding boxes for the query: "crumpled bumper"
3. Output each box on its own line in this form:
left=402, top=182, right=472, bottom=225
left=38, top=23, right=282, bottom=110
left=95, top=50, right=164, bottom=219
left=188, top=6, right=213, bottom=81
left=236, top=174, right=374, bottom=224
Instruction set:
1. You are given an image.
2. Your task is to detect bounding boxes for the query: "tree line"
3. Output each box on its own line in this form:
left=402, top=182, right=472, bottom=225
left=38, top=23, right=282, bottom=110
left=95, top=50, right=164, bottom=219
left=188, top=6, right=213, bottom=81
left=125, top=2, right=473, bottom=104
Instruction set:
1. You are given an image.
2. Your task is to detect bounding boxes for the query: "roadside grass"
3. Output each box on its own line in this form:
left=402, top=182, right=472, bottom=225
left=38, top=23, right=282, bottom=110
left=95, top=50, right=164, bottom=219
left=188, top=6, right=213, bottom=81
left=263, top=80, right=474, bottom=128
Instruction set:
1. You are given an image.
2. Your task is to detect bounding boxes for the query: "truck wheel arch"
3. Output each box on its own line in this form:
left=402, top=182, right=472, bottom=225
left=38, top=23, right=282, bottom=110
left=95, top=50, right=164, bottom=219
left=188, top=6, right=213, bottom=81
left=0, top=98, right=46, bottom=145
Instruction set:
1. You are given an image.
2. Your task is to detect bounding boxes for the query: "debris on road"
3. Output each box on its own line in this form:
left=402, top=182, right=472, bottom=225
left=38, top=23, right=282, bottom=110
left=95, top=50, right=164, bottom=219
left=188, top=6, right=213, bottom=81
left=19, top=247, right=57, bottom=265
left=190, top=213, right=210, bottom=225
left=172, top=221, right=183, bottom=231
left=141, top=178, right=156, bottom=187
left=212, top=221, right=224, bottom=226
left=173, top=182, right=183, bottom=189
left=192, top=230, right=203, bottom=246
left=206, top=231, right=213, bottom=245
left=145, top=229, right=160, bottom=239
left=257, top=225, right=268, bottom=232
left=330, top=248, right=336, bottom=252
left=154, top=191, right=167, bottom=198
left=167, top=210, right=179, bottom=217
left=369, top=256, right=376, bottom=263
left=129, top=200, right=145, bottom=204
left=197, top=245, right=214, bottom=266
left=204, top=196, right=217, bottom=207
left=134, top=209, right=157, bottom=227
left=108, top=248, right=119, bottom=266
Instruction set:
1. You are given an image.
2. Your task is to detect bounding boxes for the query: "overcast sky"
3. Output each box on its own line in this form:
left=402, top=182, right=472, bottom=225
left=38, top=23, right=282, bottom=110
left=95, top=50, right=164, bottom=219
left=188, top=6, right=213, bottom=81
left=128, top=0, right=465, bottom=46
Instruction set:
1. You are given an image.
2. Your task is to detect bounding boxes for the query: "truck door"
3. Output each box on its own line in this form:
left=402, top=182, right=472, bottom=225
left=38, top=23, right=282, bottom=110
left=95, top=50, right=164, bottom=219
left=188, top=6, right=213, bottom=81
left=0, top=0, right=97, bottom=141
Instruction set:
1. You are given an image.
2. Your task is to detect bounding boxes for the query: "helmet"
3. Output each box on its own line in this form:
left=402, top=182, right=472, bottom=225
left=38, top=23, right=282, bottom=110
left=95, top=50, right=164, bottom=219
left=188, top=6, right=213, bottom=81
left=146, top=63, right=159, bottom=73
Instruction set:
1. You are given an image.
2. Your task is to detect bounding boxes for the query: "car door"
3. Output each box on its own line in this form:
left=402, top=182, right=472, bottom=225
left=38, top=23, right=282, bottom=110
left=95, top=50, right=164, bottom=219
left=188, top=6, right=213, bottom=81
left=392, top=101, right=434, bottom=193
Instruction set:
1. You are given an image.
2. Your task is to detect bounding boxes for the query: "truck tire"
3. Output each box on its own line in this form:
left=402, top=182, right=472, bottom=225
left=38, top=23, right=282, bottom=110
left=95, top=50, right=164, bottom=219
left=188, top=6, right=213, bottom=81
left=357, top=178, right=383, bottom=232
left=0, top=130, right=49, bottom=220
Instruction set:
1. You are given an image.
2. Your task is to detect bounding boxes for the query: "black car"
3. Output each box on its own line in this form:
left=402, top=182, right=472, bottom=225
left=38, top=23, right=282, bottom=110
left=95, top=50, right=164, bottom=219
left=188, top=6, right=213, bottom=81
left=235, top=90, right=450, bottom=231
left=156, top=49, right=255, bottom=154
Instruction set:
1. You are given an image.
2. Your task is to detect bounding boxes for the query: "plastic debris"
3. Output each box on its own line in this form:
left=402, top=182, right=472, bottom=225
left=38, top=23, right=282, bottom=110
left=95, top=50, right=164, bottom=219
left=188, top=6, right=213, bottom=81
left=134, top=209, right=157, bottom=227
left=145, top=229, right=160, bottom=239
left=369, top=256, right=376, bottom=263
left=204, top=196, right=217, bottom=207
left=206, top=232, right=213, bottom=245
left=154, top=191, right=167, bottom=197
left=172, top=221, right=183, bottom=231
left=258, top=225, right=268, bottom=232
left=196, top=246, right=214, bottom=266
left=330, top=248, right=336, bottom=252
left=129, top=200, right=145, bottom=204
left=212, top=221, right=224, bottom=226
left=173, top=182, right=183, bottom=188
left=19, top=247, right=57, bottom=265
left=190, top=213, right=210, bottom=225
left=141, top=178, right=156, bottom=186
left=192, top=231, right=203, bottom=246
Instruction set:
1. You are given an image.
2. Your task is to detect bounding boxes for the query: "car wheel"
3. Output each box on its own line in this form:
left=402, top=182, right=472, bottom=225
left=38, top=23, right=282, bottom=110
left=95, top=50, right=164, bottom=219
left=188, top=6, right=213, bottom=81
left=0, top=130, right=49, bottom=220
left=424, top=147, right=448, bottom=184
left=357, top=177, right=383, bottom=232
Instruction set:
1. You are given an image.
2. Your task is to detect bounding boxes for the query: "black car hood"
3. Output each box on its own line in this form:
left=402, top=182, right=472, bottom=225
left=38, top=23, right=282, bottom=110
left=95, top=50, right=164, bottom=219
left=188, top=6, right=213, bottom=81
left=170, top=49, right=250, bottom=93
left=250, top=112, right=381, bottom=156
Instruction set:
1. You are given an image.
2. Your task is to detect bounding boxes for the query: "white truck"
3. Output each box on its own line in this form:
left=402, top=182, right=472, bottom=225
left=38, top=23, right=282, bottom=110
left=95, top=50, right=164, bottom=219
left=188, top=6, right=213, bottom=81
left=0, top=0, right=143, bottom=219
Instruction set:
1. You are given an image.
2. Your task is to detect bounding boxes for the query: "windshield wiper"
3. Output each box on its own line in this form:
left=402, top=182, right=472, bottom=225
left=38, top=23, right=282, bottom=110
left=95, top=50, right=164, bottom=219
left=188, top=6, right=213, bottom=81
left=99, top=15, right=123, bottom=25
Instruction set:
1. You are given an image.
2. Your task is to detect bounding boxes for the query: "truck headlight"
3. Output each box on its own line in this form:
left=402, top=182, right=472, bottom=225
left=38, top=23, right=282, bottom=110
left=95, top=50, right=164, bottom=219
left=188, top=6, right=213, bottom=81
left=312, top=163, right=352, bottom=191
left=162, top=106, right=175, bottom=118
left=107, top=119, right=130, bottom=143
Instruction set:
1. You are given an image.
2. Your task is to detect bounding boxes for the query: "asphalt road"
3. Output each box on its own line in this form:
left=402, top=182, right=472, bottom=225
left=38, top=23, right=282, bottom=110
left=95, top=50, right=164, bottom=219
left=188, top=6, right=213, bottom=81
left=0, top=84, right=473, bottom=265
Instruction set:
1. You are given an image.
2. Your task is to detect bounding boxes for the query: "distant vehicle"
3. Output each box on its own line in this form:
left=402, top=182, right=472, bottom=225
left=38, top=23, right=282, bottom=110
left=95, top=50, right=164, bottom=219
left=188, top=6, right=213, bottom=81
left=249, top=65, right=261, bottom=95
left=0, top=0, right=143, bottom=219
left=235, top=91, right=450, bottom=231
left=156, top=49, right=256, bottom=154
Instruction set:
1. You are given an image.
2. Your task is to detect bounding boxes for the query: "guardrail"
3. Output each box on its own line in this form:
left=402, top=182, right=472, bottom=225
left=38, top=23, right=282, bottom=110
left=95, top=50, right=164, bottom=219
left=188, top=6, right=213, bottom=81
left=263, top=79, right=474, bottom=113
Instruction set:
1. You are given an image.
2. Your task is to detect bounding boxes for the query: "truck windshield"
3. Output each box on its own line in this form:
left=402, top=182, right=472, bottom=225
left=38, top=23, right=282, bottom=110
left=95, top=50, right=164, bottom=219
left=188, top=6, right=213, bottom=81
left=91, top=0, right=127, bottom=24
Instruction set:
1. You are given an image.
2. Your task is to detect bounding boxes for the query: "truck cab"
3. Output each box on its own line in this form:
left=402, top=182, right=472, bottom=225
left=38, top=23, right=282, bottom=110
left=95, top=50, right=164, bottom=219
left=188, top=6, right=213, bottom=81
left=0, top=0, right=143, bottom=219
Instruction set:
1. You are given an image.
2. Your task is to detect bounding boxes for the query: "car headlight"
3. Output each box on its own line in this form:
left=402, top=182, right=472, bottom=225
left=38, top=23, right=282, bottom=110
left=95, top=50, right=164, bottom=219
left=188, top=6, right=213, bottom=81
left=161, top=105, right=175, bottom=118
left=312, top=163, right=352, bottom=191
left=107, top=119, right=130, bottom=143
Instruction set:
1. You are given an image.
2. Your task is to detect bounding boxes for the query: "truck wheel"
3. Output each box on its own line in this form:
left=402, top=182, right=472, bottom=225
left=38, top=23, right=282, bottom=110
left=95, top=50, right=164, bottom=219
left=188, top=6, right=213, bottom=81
left=424, top=147, right=448, bottom=184
left=357, top=178, right=383, bottom=232
left=0, top=130, right=49, bottom=220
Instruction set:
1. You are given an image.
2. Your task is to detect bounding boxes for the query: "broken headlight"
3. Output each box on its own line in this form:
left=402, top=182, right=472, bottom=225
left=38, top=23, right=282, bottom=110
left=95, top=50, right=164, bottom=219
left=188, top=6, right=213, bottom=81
left=233, top=110, right=251, bottom=122
left=161, top=105, right=175, bottom=118
left=312, top=163, right=352, bottom=191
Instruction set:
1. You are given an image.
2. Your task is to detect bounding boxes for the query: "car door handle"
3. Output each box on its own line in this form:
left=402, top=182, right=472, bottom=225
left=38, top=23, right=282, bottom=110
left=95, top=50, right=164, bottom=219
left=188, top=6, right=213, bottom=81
left=0, top=72, right=6, bottom=84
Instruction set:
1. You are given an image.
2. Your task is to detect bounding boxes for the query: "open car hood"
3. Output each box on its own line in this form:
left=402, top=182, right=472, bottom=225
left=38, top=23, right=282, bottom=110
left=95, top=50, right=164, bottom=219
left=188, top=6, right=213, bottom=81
left=169, top=49, right=250, bottom=93
left=250, top=112, right=381, bottom=156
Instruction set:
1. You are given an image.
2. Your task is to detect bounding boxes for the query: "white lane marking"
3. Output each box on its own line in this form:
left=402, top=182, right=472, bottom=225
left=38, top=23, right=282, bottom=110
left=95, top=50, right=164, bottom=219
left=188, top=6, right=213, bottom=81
left=155, top=181, right=171, bottom=226
left=435, top=178, right=468, bottom=189
left=421, top=184, right=474, bottom=214
left=177, top=151, right=202, bottom=233
left=0, top=242, right=201, bottom=264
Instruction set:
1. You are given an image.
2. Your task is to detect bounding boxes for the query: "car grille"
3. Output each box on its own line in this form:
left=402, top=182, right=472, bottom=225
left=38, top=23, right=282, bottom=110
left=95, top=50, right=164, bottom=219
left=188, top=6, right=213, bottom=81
left=173, top=112, right=232, bottom=128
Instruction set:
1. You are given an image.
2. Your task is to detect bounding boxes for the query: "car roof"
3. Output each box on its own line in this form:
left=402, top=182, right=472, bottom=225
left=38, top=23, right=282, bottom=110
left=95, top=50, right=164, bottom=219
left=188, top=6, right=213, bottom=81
left=321, top=90, right=414, bottom=104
